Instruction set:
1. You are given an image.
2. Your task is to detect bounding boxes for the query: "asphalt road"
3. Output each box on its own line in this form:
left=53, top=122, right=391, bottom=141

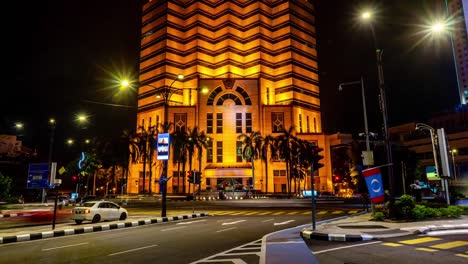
left=0, top=214, right=321, bottom=264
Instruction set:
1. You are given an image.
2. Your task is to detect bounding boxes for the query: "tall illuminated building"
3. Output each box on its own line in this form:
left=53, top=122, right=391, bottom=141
left=447, top=0, right=468, bottom=104
left=129, top=0, right=341, bottom=195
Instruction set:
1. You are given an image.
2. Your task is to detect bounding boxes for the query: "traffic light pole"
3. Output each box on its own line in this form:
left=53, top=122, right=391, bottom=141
left=310, top=162, right=316, bottom=231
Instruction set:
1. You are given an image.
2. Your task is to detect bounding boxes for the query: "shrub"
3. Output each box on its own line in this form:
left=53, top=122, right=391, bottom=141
left=444, top=206, right=463, bottom=218
left=395, top=195, right=415, bottom=219
left=372, top=211, right=385, bottom=221
left=424, top=207, right=442, bottom=218
left=412, top=205, right=426, bottom=220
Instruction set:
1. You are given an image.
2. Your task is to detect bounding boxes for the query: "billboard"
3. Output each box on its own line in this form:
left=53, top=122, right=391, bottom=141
left=27, top=163, right=50, bottom=189
left=156, top=133, right=170, bottom=160
left=425, top=165, right=440, bottom=181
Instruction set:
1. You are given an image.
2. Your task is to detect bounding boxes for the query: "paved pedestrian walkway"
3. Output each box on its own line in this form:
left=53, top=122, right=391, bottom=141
left=301, top=212, right=468, bottom=242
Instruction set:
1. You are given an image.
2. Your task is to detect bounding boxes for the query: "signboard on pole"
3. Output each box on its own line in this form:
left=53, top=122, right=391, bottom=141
left=27, top=163, right=50, bottom=189
left=362, top=167, right=385, bottom=204
left=156, top=133, right=170, bottom=160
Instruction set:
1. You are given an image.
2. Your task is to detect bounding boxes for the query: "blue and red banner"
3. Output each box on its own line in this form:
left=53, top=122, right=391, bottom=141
left=362, top=167, right=385, bottom=204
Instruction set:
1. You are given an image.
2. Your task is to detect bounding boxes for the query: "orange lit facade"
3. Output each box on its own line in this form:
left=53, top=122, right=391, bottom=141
left=128, top=0, right=342, bottom=194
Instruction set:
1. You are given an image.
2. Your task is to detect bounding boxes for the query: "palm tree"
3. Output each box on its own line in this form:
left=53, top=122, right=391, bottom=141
left=186, top=127, right=206, bottom=194
left=136, top=125, right=151, bottom=193
left=195, top=130, right=208, bottom=197
left=273, top=126, right=298, bottom=195
left=260, top=135, right=274, bottom=193
left=238, top=131, right=262, bottom=191
left=171, top=129, right=188, bottom=193
left=119, top=129, right=140, bottom=194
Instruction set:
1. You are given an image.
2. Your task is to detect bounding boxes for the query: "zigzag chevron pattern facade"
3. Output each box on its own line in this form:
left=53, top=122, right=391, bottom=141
left=129, top=0, right=334, bottom=195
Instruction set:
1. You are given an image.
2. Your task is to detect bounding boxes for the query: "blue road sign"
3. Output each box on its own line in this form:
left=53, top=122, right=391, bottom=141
left=27, top=163, right=50, bottom=189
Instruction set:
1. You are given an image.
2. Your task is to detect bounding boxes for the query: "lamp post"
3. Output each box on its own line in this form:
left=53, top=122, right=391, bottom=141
left=160, top=74, right=185, bottom=217
left=415, top=123, right=444, bottom=195
left=339, top=76, right=373, bottom=166
left=45, top=118, right=56, bottom=204
left=360, top=10, right=394, bottom=196
left=450, top=149, right=457, bottom=181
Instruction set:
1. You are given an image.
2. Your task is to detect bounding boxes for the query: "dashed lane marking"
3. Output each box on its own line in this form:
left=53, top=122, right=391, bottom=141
left=400, top=237, right=442, bottom=245
left=416, top=247, right=438, bottom=252
left=430, top=241, right=468, bottom=250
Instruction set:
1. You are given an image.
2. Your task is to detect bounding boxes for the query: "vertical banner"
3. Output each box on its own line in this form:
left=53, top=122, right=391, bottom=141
left=362, top=167, right=385, bottom=204
left=156, top=133, right=170, bottom=160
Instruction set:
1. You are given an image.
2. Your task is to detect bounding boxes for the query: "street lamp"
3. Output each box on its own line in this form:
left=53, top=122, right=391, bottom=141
left=450, top=149, right=457, bottom=181
left=44, top=118, right=56, bottom=204
left=360, top=10, right=394, bottom=196
left=160, top=74, right=185, bottom=217
left=338, top=76, right=373, bottom=166
left=415, top=123, right=440, bottom=182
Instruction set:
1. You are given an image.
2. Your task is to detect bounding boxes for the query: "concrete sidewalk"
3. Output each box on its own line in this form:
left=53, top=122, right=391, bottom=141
left=301, top=212, right=468, bottom=242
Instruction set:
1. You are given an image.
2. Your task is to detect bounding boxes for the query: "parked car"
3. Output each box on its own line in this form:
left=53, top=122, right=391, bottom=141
left=71, top=200, right=128, bottom=224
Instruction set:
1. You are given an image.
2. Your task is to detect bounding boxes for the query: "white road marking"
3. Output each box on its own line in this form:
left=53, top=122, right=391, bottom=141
left=108, top=244, right=158, bottom=256
left=425, top=229, right=468, bottom=236
left=273, top=220, right=295, bottom=226
left=261, top=218, right=274, bottom=222
left=42, top=242, right=89, bottom=251
left=161, top=226, right=187, bottom=232
left=313, top=241, right=382, bottom=254
left=176, top=220, right=207, bottom=225
left=216, top=227, right=238, bottom=233
left=222, top=220, right=246, bottom=225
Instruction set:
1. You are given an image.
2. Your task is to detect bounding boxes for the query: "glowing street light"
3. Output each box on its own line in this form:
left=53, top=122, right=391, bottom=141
left=361, top=11, right=372, bottom=20
left=76, top=114, right=88, bottom=123
left=15, top=122, right=24, bottom=130
left=359, top=9, right=394, bottom=196
left=120, top=79, right=130, bottom=89
left=431, top=22, right=445, bottom=33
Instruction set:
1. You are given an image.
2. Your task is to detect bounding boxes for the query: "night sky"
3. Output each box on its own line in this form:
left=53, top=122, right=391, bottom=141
left=2, top=0, right=459, bottom=161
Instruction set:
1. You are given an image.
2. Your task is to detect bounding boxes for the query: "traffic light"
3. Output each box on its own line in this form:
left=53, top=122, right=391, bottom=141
left=193, top=171, right=201, bottom=184
left=187, top=170, right=194, bottom=183
left=333, top=175, right=342, bottom=183
left=311, top=146, right=324, bottom=171
left=72, top=175, right=77, bottom=182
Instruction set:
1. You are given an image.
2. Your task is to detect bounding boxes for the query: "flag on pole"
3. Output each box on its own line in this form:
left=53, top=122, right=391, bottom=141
left=362, top=167, right=385, bottom=204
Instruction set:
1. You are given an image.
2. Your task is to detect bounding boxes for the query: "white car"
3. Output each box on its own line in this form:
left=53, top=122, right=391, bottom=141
left=71, top=200, right=128, bottom=224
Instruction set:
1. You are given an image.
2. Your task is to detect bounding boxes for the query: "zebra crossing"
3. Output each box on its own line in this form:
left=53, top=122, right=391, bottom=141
left=382, top=236, right=468, bottom=258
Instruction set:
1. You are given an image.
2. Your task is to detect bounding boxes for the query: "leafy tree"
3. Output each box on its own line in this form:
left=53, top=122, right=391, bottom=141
left=0, top=172, right=12, bottom=200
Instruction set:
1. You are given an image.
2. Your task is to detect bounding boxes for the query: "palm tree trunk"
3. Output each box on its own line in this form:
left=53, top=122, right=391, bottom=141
left=149, top=149, right=153, bottom=194
left=265, top=157, right=269, bottom=193
left=251, top=158, right=255, bottom=191
left=142, top=139, right=147, bottom=194
left=182, top=163, right=187, bottom=194
left=286, top=160, right=290, bottom=195
left=177, top=161, right=181, bottom=193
